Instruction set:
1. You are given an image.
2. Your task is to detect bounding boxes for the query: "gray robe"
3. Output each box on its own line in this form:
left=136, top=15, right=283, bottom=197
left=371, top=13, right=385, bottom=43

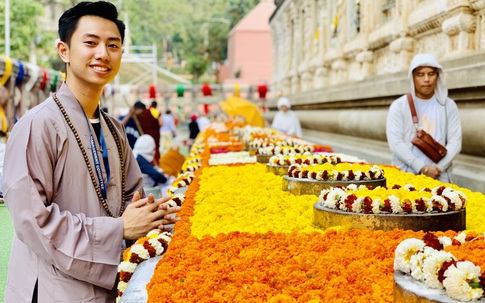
left=2, top=83, right=143, bottom=302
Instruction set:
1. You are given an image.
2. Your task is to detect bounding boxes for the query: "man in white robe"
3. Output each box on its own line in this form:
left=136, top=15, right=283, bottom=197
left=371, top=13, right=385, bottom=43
left=271, top=97, right=303, bottom=137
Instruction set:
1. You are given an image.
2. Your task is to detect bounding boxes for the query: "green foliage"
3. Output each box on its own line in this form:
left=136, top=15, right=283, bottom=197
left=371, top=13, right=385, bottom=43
left=185, top=56, right=210, bottom=81
left=0, top=0, right=260, bottom=80
left=0, top=0, right=45, bottom=61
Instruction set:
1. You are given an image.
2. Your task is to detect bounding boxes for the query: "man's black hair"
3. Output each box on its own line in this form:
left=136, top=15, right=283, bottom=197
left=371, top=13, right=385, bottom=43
left=134, top=101, right=146, bottom=109
left=165, top=110, right=171, bottom=114
left=58, top=1, right=125, bottom=46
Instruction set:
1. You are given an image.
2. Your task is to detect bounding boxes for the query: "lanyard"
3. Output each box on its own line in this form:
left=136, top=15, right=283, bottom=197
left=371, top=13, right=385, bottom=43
left=86, top=115, right=110, bottom=200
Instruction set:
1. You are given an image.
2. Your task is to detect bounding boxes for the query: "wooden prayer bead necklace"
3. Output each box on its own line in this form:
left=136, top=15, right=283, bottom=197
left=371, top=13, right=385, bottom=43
left=52, top=93, right=126, bottom=217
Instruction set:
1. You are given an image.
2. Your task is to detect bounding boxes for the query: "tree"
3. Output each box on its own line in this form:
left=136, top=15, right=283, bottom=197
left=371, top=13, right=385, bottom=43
left=185, top=56, right=210, bottom=81
left=0, top=0, right=48, bottom=61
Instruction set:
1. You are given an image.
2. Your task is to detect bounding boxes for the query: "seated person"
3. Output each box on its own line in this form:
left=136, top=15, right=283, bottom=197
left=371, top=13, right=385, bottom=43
left=133, top=135, right=173, bottom=195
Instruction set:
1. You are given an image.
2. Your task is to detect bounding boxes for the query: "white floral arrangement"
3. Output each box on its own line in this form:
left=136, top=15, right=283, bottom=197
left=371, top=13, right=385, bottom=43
left=317, top=183, right=467, bottom=214
left=288, top=163, right=384, bottom=181
left=268, top=154, right=342, bottom=167
left=117, top=229, right=173, bottom=301
left=394, top=233, right=485, bottom=302
left=209, top=151, right=256, bottom=165
left=256, top=145, right=315, bottom=156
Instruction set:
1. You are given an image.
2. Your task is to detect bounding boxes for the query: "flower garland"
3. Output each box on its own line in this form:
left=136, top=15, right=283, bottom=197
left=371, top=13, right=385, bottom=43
left=256, top=145, right=317, bottom=156
left=268, top=153, right=342, bottom=166
left=394, top=232, right=485, bottom=301
left=167, top=172, right=195, bottom=195
left=208, top=151, right=256, bottom=166
left=288, top=162, right=384, bottom=181
left=117, top=229, right=173, bottom=301
left=318, top=183, right=467, bottom=214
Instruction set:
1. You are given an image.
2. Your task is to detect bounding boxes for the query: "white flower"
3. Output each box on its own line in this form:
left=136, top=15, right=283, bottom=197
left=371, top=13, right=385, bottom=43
left=118, top=261, right=137, bottom=273
left=454, top=232, right=467, bottom=244
left=370, top=165, right=383, bottom=179
left=346, top=184, right=358, bottom=191
left=443, top=261, right=484, bottom=302
left=372, top=198, right=381, bottom=214
left=403, top=184, right=415, bottom=191
left=410, top=247, right=436, bottom=282
left=130, top=244, right=151, bottom=260
left=148, top=238, right=164, bottom=255
left=147, top=229, right=161, bottom=237
left=394, top=238, right=426, bottom=273
left=324, top=188, right=346, bottom=209
left=431, top=195, right=449, bottom=212
left=438, top=236, right=453, bottom=248
left=389, top=195, right=402, bottom=214
left=318, top=189, right=331, bottom=204
left=424, top=197, right=433, bottom=212
left=316, top=171, right=325, bottom=181
left=352, top=197, right=363, bottom=213
left=354, top=171, right=362, bottom=181
left=423, top=250, right=455, bottom=289
left=117, top=281, right=128, bottom=293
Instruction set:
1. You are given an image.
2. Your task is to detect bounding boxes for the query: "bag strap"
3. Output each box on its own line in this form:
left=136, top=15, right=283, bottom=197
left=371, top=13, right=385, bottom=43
left=407, top=93, right=419, bottom=125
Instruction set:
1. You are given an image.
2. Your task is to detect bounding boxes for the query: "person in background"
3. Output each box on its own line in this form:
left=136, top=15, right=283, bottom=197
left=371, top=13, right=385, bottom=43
left=386, top=53, right=462, bottom=182
left=2, top=2, right=180, bottom=302
left=196, top=113, right=211, bottom=132
left=160, top=109, right=176, bottom=154
left=119, top=101, right=145, bottom=149
left=132, top=100, right=162, bottom=164
left=271, top=97, right=302, bottom=137
left=149, top=100, right=160, bottom=119
left=133, top=135, right=174, bottom=196
left=188, top=114, right=200, bottom=151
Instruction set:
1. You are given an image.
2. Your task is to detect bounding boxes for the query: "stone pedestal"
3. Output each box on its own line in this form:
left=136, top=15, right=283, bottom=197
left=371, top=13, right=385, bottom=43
left=313, top=205, right=466, bottom=232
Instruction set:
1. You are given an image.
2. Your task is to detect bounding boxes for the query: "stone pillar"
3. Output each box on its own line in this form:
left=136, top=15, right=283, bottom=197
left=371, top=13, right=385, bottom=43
left=468, top=0, right=485, bottom=50
left=355, top=50, right=375, bottom=79
left=313, top=66, right=329, bottom=89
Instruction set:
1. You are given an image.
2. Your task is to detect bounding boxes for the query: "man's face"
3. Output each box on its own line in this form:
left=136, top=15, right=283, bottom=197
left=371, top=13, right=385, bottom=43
left=58, top=15, right=123, bottom=89
left=412, top=66, right=438, bottom=100
left=280, top=105, right=289, bottom=112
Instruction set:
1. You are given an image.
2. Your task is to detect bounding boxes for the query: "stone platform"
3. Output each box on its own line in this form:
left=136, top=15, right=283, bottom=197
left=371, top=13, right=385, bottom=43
left=282, top=176, right=386, bottom=196
left=313, top=204, right=466, bottom=232
left=393, top=271, right=484, bottom=303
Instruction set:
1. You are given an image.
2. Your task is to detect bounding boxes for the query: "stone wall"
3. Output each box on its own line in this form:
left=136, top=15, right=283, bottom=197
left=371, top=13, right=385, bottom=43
left=267, top=0, right=485, bottom=193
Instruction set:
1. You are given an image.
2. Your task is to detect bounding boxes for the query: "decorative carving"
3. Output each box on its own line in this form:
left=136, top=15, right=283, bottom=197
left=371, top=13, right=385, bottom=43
left=389, top=37, right=415, bottom=54
left=355, top=51, right=374, bottom=63
left=469, top=0, right=485, bottom=12
left=442, top=13, right=476, bottom=36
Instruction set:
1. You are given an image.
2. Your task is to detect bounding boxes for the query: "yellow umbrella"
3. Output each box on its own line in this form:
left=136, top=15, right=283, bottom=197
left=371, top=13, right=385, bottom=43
left=219, top=96, right=265, bottom=127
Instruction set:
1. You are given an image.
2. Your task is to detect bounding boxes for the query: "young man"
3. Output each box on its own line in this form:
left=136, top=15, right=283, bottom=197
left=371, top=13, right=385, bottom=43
left=2, top=2, right=180, bottom=302
left=386, top=53, right=462, bottom=182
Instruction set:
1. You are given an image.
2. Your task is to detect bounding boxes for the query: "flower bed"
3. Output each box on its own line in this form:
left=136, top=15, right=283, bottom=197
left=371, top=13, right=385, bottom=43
left=142, top=162, right=485, bottom=302
left=118, top=122, right=485, bottom=302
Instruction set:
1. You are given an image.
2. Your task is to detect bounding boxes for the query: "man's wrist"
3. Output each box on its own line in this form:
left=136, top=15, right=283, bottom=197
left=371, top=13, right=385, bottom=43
left=421, top=165, right=429, bottom=174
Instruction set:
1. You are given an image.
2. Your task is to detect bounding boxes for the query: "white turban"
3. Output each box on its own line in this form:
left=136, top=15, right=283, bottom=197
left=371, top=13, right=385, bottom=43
left=133, top=135, right=156, bottom=162
left=408, top=53, right=448, bottom=104
left=277, top=97, right=291, bottom=109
